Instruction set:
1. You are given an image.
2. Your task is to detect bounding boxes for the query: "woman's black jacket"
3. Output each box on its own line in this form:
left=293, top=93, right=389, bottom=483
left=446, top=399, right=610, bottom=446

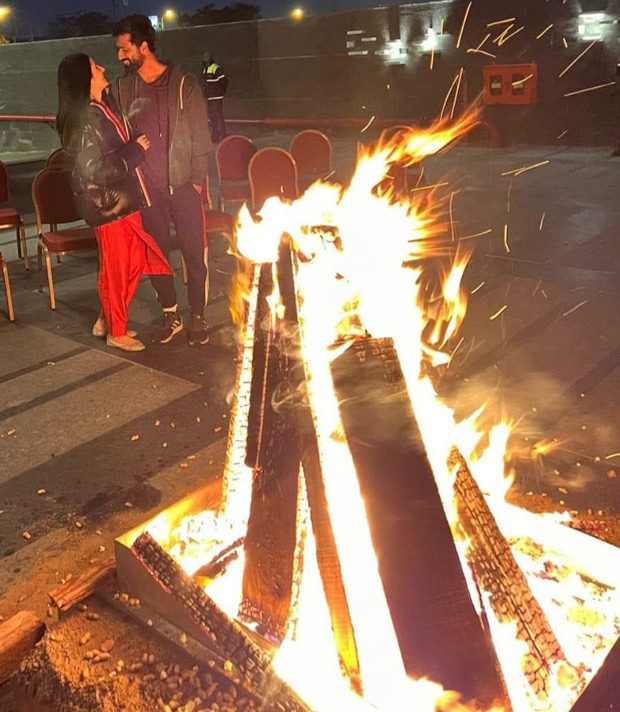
left=67, top=99, right=149, bottom=228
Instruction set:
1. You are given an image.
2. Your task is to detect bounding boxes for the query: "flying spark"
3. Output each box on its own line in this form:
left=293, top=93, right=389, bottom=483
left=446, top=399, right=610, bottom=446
left=559, top=40, right=596, bottom=77
left=490, top=305, right=508, bottom=321
left=564, top=82, right=615, bottom=98
left=456, top=1, right=472, bottom=48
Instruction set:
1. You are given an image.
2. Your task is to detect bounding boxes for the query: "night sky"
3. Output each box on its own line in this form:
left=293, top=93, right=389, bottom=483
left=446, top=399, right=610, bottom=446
left=20, top=0, right=408, bottom=36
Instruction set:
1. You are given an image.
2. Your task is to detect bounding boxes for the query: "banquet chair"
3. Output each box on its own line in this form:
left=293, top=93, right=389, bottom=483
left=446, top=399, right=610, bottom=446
left=45, top=148, right=70, bottom=170
left=248, top=147, right=299, bottom=212
left=0, top=161, right=29, bottom=269
left=31, top=167, right=97, bottom=310
left=290, top=129, right=333, bottom=191
left=0, top=251, right=15, bottom=321
left=215, top=135, right=257, bottom=211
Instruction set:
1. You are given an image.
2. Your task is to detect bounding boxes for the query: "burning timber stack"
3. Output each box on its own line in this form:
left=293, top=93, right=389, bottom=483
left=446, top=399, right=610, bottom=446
left=8, top=119, right=620, bottom=712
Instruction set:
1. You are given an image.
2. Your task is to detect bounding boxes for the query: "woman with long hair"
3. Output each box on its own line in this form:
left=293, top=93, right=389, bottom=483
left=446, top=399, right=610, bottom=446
left=56, top=52, right=171, bottom=351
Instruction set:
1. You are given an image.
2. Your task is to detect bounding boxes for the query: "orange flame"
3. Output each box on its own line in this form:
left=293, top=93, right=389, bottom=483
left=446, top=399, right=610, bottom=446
left=149, top=108, right=620, bottom=712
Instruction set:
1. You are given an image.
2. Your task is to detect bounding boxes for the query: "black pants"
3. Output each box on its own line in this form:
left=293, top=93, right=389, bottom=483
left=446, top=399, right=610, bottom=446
left=141, top=182, right=208, bottom=316
left=207, top=99, right=227, bottom=143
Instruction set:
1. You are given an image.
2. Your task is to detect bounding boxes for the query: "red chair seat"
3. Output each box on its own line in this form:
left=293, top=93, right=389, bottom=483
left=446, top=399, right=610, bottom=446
left=219, top=179, right=251, bottom=202
left=206, top=209, right=234, bottom=233
left=41, top=227, right=96, bottom=253
left=0, top=207, right=21, bottom=227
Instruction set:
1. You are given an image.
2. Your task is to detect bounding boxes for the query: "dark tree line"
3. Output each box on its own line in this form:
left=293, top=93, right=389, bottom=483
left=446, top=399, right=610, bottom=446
left=48, top=3, right=261, bottom=39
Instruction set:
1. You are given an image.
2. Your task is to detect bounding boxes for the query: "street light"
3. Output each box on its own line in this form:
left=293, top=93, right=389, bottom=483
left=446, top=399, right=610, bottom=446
left=291, top=7, right=304, bottom=20
left=161, top=9, right=176, bottom=29
left=0, top=6, right=11, bottom=43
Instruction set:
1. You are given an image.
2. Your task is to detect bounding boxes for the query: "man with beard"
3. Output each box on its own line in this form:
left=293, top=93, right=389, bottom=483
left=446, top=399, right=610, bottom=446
left=111, top=15, right=212, bottom=345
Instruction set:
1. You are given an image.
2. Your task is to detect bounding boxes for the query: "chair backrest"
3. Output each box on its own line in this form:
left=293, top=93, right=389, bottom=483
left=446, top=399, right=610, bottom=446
left=379, top=124, right=412, bottom=144
left=248, top=147, right=299, bottom=211
left=0, top=161, right=10, bottom=203
left=216, top=135, right=257, bottom=183
left=289, top=130, right=332, bottom=177
left=31, top=168, right=81, bottom=231
left=45, top=148, right=70, bottom=169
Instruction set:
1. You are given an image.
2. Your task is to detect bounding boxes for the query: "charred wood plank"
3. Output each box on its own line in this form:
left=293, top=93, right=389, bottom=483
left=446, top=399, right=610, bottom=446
left=48, top=556, right=115, bottom=612
left=240, top=254, right=300, bottom=642
left=279, top=239, right=363, bottom=694
left=331, top=337, right=503, bottom=703
left=221, top=264, right=259, bottom=507
left=132, top=532, right=314, bottom=712
left=449, top=448, right=571, bottom=700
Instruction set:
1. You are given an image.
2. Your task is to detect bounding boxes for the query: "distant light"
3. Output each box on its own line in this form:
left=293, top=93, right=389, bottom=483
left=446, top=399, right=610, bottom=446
left=577, top=12, right=605, bottom=41
left=163, top=9, right=176, bottom=19
left=0, top=6, right=10, bottom=20
left=291, top=7, right=304, bottom=20
left=422, top=27, right=437, bottom=51
left=386, top=39, right=405, bottom=62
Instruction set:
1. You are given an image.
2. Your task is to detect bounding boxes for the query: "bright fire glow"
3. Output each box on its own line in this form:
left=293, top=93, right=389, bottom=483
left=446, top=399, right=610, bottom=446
left=145, top=110, right=620, bottom=712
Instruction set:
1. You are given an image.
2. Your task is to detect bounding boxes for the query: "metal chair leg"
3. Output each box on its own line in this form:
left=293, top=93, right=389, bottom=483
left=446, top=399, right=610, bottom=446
left=43, top=245, right=56, bottom=310
left=37, top=242, right=43, bottom=292
left=16, top=225, right=22, bottom=259
left=20, top=223, right=29, bottom=271
left=1, top=258, right=15, bottom=322
left=181, top=254, right=188, bottom=285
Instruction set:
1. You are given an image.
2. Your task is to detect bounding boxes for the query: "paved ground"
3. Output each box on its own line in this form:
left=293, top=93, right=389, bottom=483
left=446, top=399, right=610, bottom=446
left=1, top=132, right=620, bottom=633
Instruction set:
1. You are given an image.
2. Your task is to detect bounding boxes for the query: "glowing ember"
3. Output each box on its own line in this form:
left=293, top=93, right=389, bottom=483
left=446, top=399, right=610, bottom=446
left=144, top=111, right=620, bottom=712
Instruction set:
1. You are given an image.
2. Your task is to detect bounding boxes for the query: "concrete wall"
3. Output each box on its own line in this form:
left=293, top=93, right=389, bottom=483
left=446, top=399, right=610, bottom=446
left=0, top=0, right=619, bottom=154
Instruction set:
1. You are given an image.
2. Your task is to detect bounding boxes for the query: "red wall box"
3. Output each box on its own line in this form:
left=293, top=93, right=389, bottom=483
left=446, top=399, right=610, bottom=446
left=482, top=63, right=538, bottom=105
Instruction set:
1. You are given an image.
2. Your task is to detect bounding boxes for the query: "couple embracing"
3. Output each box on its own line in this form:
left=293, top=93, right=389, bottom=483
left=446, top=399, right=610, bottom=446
left=56, top=15, right=212, bottom=351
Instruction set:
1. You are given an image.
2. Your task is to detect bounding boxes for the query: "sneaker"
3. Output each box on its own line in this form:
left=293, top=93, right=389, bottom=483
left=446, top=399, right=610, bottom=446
left=152, top=310, right=184, bottom=344
left=187, top=314, right=210, bottom=346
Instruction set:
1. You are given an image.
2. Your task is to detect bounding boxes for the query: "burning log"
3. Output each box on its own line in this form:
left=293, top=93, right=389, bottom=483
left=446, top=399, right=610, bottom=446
left=241, top=261, right=300, bottom=642
left=331, top=337, right=504, bottom=703
left=193, top=537, right=244, bottom=582
left=48, top=556, right=116, bottom=612
left=449, top=448, right=572, bottom=700
left=220, top=263, right=259, bottom=510
left=0, top=611, right=45, bottom=685
left=131, top=531, right=314, bottom=712
left=279, top=238, right=363, bottom=694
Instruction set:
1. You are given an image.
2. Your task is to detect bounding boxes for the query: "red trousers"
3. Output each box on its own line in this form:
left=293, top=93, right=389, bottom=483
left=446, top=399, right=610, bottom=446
left=95, top=212, right=171, bottom=337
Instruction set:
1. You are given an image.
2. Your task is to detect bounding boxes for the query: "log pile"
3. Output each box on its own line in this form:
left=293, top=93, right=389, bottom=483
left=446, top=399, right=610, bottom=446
left=132, top=532, right=313, bottom=712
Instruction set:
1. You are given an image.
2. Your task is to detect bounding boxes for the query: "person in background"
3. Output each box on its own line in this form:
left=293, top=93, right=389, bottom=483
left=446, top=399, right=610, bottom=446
left=56, top=52, right=171, bottom=352
left=111, top=14, right=213, bottom=346
left=202, top=51, right=228, bottom=144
